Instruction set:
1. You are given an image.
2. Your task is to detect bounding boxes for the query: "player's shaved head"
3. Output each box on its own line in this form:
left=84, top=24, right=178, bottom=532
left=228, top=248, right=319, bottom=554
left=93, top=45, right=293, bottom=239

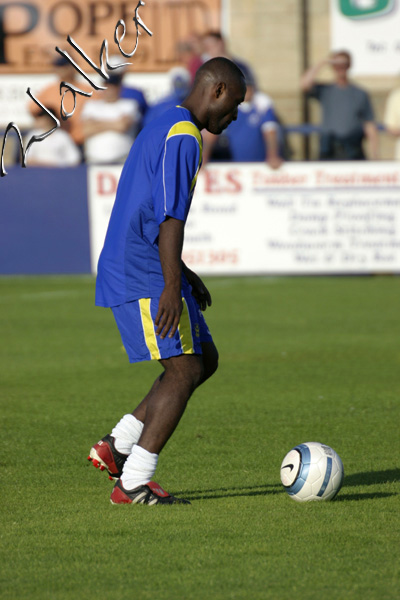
left=193, top=56, right=245, bottom=89
left=182, top=57, right=246, bottom=134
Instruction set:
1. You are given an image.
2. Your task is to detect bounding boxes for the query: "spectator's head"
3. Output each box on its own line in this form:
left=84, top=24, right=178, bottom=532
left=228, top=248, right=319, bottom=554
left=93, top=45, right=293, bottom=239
left=53, top=55, right=77, bottom=82
left=186, top=33, right=202, bottom=55
left=186, top=57, right=246, bottom=135
left=32, top=107, right=58, bottom=131
left=330, top=50, right=351, bottom=80
left=177, top=39, right=194, bottom=67
left=108, top=54, right=130, bottom=72
left=176, top=33, right=202, bottom=63
left=169, top=67, right=191, bottom=101
left=201, top=31, right=227, bottom=60
left=103, top=73, right=124, bottom=102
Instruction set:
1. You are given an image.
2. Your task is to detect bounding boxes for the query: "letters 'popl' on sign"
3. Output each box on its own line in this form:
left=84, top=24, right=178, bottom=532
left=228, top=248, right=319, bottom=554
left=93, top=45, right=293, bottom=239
left=0, top=0, right=152, bottom=178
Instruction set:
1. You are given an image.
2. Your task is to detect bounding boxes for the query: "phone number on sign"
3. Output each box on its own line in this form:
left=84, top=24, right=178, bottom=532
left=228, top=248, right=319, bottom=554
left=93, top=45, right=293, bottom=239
left=183, top=249, right=239, bottom=266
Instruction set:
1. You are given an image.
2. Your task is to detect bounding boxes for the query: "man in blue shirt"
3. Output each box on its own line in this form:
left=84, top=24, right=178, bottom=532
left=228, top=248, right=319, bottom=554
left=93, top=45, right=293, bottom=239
left=223, top=82, right=283, bottom=167
left=88, top=57, right=246, bottom=506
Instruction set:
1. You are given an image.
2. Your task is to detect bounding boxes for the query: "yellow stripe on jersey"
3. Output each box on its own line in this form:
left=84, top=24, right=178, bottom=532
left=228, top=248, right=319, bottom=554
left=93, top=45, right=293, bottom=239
left=139, top=298, right=161, bottom=360
left=166, top=121, right=202, bottom=148
left=166, top=121, right=203, bottom=192
left=178, top=298, right=195, bottom=355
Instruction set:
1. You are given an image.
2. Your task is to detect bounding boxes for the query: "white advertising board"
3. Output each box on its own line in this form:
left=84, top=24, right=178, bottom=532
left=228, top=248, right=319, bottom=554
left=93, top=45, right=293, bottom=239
left=87, top=165, right=122, bottom=274
left=330, top=0, right=400, bottom=76
left=88, top=162, right=400, bottom=276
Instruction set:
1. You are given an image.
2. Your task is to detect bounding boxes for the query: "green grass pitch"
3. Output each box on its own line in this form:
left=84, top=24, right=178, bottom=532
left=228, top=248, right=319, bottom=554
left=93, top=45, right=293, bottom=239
left=1, top=275, right=399, bottom=600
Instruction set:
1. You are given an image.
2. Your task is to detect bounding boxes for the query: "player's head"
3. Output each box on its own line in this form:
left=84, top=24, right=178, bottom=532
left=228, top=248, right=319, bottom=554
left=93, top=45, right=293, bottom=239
left=186, top=57, right=246, bottom=134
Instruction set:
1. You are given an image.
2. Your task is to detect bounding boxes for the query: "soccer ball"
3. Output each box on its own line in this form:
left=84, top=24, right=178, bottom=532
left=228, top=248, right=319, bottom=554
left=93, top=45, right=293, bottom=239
left=280, top=442, right=344, bottom=502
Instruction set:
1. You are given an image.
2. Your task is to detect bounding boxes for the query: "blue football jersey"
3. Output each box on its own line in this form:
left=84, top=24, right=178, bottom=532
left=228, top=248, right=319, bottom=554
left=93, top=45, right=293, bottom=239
left=95, top=106, right=202, bottom=307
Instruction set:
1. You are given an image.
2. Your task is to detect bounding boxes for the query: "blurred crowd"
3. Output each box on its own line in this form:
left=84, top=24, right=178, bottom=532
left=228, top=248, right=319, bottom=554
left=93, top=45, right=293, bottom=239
left=22, top=32, right=400, bottom=168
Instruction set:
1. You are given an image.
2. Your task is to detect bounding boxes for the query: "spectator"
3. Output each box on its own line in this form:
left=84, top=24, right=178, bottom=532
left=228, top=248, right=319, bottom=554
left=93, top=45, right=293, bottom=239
left=221, top=78, right=284, bottom=168
left=301, top=51, right=378, bottom=160
left=383, top=83, right=400, bottom=159
left=80, top=73, right=141, bottom=164
left=28, top=55, right=92, bottom=155
left=201, top=31, right=257, bottom=89
left=176, top=33, right=203, bottom=82
left=104, top=54, right=148, bottom=138
left=142, top=67, right=191, bottom=127
left=25, top=109, right=81, bottom=167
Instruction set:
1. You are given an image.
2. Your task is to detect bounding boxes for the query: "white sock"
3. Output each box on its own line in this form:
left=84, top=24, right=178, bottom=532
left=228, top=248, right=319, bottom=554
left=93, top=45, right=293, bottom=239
left=120, top=444, right=158, bottom=490
left=111, top=414, right=144, bottom=455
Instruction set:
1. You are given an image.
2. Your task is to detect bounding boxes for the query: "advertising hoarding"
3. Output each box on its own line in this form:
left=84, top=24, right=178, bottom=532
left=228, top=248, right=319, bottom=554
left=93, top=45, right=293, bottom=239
left=88, top=162, right=400, bottom=276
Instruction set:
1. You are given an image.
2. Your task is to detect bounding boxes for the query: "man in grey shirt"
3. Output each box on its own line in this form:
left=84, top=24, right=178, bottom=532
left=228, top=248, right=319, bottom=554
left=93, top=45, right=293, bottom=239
left=301, top=51, right=378, bottom=160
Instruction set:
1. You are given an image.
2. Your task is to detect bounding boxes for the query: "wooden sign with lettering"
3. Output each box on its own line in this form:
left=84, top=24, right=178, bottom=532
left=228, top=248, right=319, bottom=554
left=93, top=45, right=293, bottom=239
left=0, top=0, right=221, bottom=73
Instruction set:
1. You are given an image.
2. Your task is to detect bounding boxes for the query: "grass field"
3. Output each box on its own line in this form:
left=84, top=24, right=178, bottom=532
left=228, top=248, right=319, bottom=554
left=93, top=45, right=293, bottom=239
left=1, top=275, right=399, bottom=600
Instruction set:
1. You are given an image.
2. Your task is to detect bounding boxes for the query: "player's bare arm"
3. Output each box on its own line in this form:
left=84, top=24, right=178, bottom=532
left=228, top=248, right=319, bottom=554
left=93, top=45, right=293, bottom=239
left=155, top=217, right=185, bottom=339
left=182, top=262, right=212, bottom=312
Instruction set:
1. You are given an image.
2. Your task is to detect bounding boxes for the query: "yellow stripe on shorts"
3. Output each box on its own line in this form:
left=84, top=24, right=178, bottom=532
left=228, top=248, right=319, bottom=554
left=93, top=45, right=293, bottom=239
left=139, top=298, right=161, bottom=360
left=178, top=298, right=195, bottom=355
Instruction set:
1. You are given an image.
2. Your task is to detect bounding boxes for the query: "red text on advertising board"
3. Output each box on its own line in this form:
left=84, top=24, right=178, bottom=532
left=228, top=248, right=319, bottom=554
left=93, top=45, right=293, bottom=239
left=203, top=168, right=242, bottom=194
left=183, top=249, right=239, bottom=266
left=97, top=172, right=119, bottom=195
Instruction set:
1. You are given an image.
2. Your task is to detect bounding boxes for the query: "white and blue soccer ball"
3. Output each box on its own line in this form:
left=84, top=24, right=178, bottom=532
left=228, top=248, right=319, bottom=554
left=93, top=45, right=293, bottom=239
left=280, top=442, right=344, bottom=502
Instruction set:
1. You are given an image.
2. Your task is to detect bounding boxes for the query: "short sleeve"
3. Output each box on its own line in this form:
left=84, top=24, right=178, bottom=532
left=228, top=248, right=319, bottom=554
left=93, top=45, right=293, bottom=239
left=152, top=121, right=202, bottom=226
left=253, top=92, right=279, bottom=132
left=360, top=91, right=375, bottom=122
left=308, top=83, right=325, bottom=100
left=260, top=106, right=279, bottom=132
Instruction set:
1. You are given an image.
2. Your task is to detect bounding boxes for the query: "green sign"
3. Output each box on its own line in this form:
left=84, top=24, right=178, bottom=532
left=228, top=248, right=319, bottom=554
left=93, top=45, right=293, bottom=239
left=338, top=0, right=395, bottom=19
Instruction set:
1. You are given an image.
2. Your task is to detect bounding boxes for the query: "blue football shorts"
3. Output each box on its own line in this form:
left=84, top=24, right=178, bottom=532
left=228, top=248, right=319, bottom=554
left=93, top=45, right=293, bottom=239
left=111, top=291, right=213, bottom=363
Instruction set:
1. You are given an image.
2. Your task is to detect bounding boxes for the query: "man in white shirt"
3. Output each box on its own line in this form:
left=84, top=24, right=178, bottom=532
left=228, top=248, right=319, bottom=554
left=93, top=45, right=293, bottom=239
left=81, top=73, right=141, bottom=164
left=26, top=109, right=81, bottom=167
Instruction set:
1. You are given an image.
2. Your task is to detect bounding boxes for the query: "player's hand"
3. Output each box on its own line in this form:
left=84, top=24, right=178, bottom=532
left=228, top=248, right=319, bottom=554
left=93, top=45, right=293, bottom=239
left=184, top=267, right=212, bottom=311
left=155, top=287, right=183, bottom=339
